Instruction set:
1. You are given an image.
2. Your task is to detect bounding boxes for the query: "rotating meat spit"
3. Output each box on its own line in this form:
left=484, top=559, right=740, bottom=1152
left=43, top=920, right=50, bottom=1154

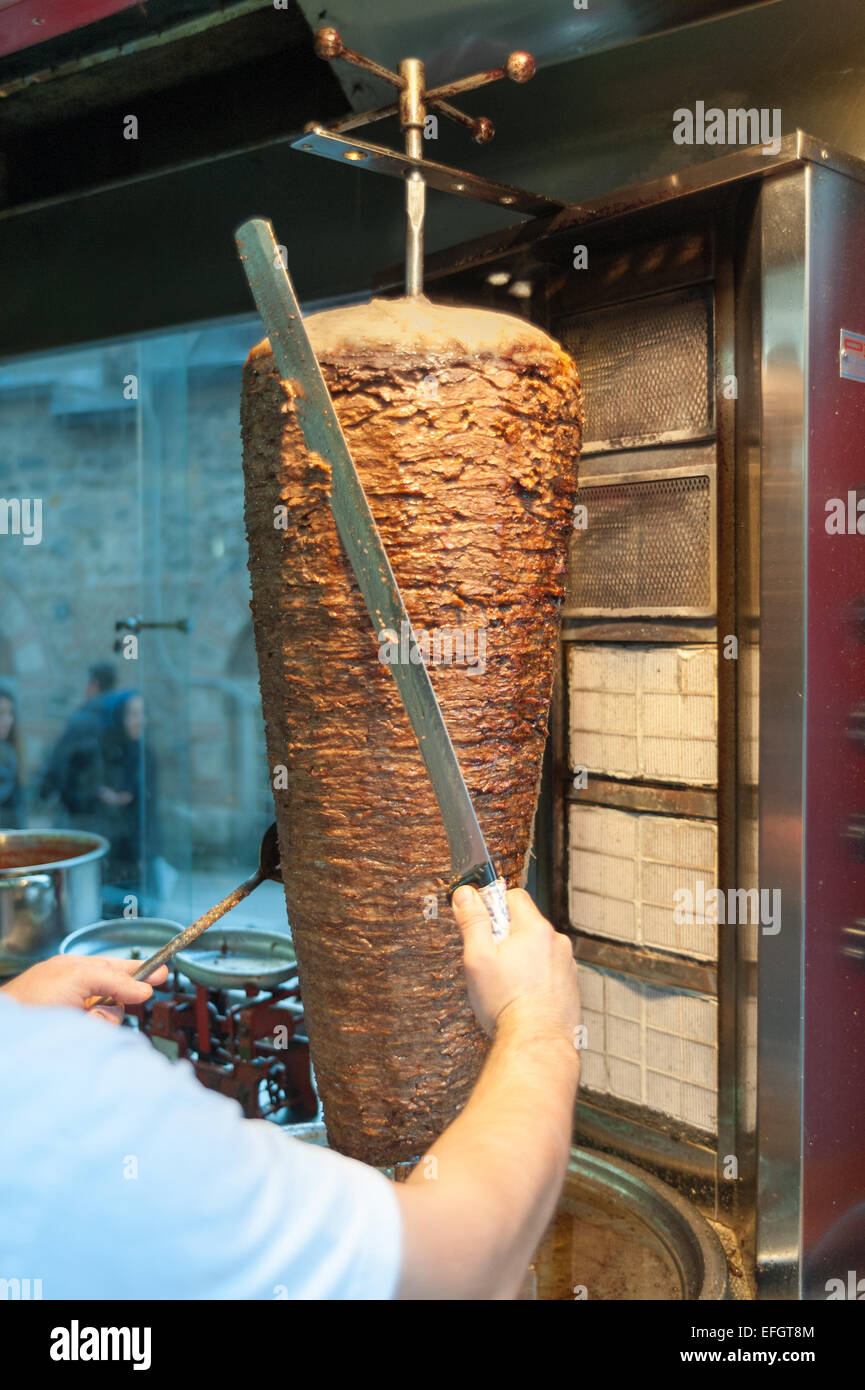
left=292, top=27, right=561, bottom=296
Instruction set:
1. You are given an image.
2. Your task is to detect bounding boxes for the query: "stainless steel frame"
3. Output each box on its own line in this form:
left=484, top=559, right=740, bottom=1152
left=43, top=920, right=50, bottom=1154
left=747, top=162, right=865, bottom=1299
left=394, top=132, right=865, bottom=1300
left=291, top=127, right=563, bottom=218
left=742, top=168, right=808, bottom=1300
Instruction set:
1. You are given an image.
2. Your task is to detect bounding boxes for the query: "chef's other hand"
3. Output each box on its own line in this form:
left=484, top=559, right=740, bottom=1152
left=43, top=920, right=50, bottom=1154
left=452, top=886, right=580, bottom=1043
left=0, top=955, right=169, bottom=1023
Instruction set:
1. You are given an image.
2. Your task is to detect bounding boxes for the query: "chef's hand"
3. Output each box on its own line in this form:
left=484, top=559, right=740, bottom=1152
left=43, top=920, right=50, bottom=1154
left=452, top=886, right=580, bottom=1044
left=0, top=955, right=168, bottom=1023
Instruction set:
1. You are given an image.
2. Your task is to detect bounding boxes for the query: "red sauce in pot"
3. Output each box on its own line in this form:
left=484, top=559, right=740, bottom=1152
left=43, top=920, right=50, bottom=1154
left=0, top=838, right=101, bottom=870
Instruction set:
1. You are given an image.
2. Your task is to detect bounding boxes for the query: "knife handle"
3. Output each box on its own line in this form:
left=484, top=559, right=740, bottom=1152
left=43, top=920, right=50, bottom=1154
left=450, top=865, right=511, bottom=942
left=478, top=876, right=510, bottom=943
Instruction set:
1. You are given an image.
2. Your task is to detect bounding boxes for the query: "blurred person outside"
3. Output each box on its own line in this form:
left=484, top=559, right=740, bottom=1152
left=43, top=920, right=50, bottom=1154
left=98, top=690, right=162, bottom=912
left=39, top=663, right=117, bottom=832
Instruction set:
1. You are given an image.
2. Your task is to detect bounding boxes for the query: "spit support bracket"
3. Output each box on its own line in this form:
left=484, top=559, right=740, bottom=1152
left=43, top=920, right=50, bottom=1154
left=293, top=27, right=561, bottom=296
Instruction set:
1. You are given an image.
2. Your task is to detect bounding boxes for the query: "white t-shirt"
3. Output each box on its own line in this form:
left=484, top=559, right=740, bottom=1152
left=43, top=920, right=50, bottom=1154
left=0, top=992, right=402, bottom=1300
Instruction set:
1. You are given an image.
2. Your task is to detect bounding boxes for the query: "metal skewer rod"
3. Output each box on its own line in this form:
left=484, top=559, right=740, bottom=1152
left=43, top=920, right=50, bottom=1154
left=311, top=27, right=533, bottom=141
left=313, top=26, right=398, bottom=88
left=86, top=879, right=260, bottom=1010
left=425, top=57, right=535, bottom=101
left=306, top=29, right=538, bottom=285
left=318, top=96, right=487, bottom=141
left=400, top=57, right=425, bottom=297
left=88, top=824, right=281, bottom=1009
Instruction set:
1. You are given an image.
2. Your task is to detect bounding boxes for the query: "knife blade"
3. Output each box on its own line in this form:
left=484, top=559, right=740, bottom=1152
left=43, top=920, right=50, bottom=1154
left=235, top=216, right=509, bottom=940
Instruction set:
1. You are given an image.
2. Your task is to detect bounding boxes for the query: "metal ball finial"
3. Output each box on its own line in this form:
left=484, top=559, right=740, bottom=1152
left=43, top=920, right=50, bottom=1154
left=473, top=117, right=495, bottom=145
left=314, top=27, right=344, bottom=60
left=506, top=51, right=535, bottom=83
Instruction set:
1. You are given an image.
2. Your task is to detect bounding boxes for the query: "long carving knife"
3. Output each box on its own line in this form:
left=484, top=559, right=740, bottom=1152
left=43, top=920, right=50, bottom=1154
left=235, top=217, right=509, bottom=941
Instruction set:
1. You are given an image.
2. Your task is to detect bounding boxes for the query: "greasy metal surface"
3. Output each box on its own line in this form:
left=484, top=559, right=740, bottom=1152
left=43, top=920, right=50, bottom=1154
left=565, top=467, right=716, bottom=617
left=574, top=1099, right=718, bottom=1183
left=290, top=1118, right=727, bottom=1299
left=175, top=928, right=297, bottom=989
left=97, top=824, right=282, bottom=1000
left=309, top=25, right=535, bottom=142
left=234, top=217, right=503, bottom=910
left=563, top=620, right=718, bottom=644
left=751, top=171, right=807, bottom=1299
left=292, top=127, right=563, bottom=217
left=0, top=1, right=270, bottom=90
left=298, top=0, right=779, bottom=93
left=59, top=918, right=181, bottom=960
left=548, top=1145, right=728, bottom=1301
left=557, top=287, right=713, bottom=450
left=798, top=167, right=865, bottom=1299
left=710, top=209, right=744, bottom=1258
left=709, top=1215, right=755, bottom=1300
left=577, top=441, right=717, bottom=482
left=572, top=934, right=718, bottom=996
left=0, top=830, right=109, bottom=970
left=418, top=133, right=865, bottom=292
left=547, top=230, right=714, bottom=320
left=566, top=776, right=717, bottom=820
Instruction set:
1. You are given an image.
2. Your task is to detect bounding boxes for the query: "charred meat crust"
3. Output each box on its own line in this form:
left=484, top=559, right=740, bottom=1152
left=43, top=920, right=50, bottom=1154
left=241, top=303, right=583, bottom=1166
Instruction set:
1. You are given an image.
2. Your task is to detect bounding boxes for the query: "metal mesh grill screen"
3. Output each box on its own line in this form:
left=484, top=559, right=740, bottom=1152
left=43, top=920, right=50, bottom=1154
left=558, top=288, right=712, bottom=445
left=565, top=474, right=713, bottom=615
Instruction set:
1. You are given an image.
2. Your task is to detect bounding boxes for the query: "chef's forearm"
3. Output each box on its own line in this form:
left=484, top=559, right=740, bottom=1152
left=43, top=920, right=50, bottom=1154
left=395, top=1007, right=579, bottom=1300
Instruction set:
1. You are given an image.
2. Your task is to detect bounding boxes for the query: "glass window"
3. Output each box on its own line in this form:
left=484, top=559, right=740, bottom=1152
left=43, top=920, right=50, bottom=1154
left=0, top=314, right=298, bottom=939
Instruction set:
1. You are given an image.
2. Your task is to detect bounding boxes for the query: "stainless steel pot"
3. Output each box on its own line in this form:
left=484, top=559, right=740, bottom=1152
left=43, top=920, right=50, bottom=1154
left=0, top=830, right=109, bottom=972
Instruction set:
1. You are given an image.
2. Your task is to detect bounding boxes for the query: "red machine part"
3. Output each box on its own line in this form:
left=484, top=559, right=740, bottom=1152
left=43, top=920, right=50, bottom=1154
left=129, top=974, right=318, bottom=1124
left=802, top=176, right=865, bottom=1287
left=0, top=1, right=140, bottom=60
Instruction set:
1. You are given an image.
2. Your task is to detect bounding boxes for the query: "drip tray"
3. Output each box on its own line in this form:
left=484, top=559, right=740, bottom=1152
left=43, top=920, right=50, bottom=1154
left=290, top=1122, right=728, bottom=1300
left=523, top=1148, right=727, bottom=1301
